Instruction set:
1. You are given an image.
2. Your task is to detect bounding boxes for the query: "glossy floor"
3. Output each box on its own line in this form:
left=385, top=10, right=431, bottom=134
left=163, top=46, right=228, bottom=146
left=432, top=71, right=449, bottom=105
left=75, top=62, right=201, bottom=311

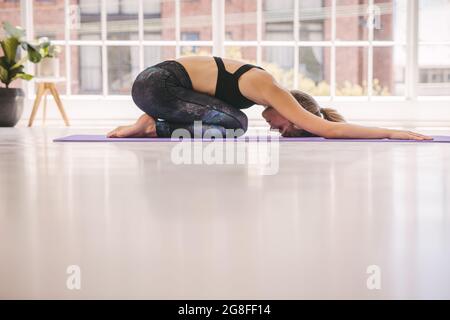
left=1, top=126, right=450, bottom=299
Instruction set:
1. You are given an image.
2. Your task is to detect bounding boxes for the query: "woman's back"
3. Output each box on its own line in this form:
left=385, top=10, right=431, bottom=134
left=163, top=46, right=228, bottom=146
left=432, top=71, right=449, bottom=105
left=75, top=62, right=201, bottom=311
left=175, top=55, right=266, bottom=104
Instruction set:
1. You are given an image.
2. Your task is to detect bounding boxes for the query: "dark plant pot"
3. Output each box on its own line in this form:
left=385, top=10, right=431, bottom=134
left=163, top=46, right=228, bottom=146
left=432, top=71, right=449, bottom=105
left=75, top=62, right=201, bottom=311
left=0, top=87, right=25, bottom=127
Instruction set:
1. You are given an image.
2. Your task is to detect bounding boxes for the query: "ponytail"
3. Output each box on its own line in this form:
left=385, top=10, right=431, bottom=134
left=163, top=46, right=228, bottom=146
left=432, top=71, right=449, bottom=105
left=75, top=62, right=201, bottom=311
left=319, top=107, right=346, bottom=122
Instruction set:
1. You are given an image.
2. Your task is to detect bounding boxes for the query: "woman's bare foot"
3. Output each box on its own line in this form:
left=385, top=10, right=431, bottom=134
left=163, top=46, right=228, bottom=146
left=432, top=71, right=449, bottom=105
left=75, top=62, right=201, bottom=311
left=107, top=114, right=157, bottom=138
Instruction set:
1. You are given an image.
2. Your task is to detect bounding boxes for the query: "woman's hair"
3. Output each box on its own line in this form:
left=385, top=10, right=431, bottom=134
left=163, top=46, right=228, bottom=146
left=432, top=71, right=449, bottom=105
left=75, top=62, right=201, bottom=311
left=285, top=89, right=346, bottom=137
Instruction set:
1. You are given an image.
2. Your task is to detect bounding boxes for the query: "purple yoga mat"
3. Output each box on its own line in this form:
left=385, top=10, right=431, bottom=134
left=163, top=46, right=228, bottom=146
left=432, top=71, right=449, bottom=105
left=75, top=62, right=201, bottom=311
left=53, top=134, right=450, bottom=143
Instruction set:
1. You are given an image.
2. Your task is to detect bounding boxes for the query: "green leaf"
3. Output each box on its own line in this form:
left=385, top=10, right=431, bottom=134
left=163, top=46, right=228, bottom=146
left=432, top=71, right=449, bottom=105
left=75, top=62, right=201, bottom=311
left=3, top=21, right=25, bottom=39
left=21, top=42, right=42, bottom=63
left=12, top=72, right=33, bottom=82
left=39, top=46, right=49, bottom=58
left=0, top=56, right=10, bottom=70
left=27, top=47, right=42, bottom=63
left=9, top=65, right=24, bottom=79
left=1, top=37, right=20, bottom=64
left=0, top=64, right=9, bottom=85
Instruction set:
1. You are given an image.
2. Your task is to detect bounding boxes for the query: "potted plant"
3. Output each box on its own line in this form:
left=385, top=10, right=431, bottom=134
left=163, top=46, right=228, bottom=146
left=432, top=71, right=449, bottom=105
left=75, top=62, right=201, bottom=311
left=36, top=37, right=61, bottom=78
left=0, top=22, right=42, bottom=127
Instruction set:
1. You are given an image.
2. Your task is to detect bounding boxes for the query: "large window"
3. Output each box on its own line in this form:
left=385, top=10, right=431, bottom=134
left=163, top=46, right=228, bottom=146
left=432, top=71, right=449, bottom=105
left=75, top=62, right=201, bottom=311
left=0, top=0, right=449, bottom=100
left=225, top=0, right=409, bottom=97
left=418, top=0, right=450, bottom=96
left=29, top=0, right=213, bottom=96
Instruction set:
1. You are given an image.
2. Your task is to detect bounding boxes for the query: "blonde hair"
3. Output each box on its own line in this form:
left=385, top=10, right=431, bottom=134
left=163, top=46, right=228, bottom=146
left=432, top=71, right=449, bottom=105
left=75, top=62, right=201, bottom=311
left=284, top=90, right=346, bottom=137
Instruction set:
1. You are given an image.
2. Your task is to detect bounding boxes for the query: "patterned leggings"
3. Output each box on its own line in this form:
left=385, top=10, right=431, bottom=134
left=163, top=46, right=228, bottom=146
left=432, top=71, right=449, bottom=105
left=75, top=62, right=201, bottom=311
left=131, top=60, right=248, bottom=138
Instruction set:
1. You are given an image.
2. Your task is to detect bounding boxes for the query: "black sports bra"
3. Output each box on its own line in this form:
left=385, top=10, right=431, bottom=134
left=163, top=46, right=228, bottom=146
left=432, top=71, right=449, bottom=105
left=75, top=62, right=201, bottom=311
left=213, top=56, right=264, bottom=109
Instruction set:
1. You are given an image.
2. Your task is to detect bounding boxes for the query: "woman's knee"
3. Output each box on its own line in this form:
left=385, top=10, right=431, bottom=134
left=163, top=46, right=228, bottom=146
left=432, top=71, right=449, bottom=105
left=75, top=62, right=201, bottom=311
left=230, top=113, right=248, bottom=133
left=222, top=114, right=247, bottom=137
left=204, top=109, right=247, bottom=134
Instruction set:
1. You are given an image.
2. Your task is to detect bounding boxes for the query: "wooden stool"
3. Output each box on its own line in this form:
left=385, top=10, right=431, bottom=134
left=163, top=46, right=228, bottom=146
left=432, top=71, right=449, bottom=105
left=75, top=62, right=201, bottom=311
left=28, top=78, right=70, bottom=127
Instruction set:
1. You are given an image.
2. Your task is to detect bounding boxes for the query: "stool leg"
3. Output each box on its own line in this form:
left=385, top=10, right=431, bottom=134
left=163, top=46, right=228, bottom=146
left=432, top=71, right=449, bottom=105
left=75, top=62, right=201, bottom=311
left=48, top=84, right=70, bottom=126
left=28, top=83, right=45, bottom=127
left=42, top=92, right=48, bottom=125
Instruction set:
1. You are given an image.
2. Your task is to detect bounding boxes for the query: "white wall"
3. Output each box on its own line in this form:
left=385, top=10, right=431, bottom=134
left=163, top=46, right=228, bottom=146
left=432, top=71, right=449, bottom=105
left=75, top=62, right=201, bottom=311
left=20, top=96, right=450, bottom=127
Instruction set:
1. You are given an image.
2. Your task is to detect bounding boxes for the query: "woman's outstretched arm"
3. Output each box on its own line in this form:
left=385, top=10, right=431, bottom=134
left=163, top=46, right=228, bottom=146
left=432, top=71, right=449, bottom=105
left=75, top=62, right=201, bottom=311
left=260, top=79, right=432, bottom=140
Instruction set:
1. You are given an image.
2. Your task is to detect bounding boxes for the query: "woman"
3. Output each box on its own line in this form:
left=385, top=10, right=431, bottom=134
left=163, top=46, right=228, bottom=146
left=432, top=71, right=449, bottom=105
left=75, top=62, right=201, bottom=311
left=107, top=56, right=431, bottom=141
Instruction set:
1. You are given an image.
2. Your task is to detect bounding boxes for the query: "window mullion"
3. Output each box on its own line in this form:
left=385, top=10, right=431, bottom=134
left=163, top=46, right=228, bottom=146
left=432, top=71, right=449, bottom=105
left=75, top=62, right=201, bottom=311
left=256, top=0, right=262, bottom=65
left=21, top=0, right=34, bottom=99
left=212, top=0, right=225, bottom=57
left=293, top=0, right=299, bottom=90
left=175, top=0, right=180, bottom=58
left=406, top=0, right=419, bottom=100
left=330, top=0, right=336, bottom=100
left=101, top=0, right=108, bottom=96
left=368, top=0, right=374, bottom=100
left=65, top=0, right=71, bottom=95
left=138, top=0, right=144, bottom=70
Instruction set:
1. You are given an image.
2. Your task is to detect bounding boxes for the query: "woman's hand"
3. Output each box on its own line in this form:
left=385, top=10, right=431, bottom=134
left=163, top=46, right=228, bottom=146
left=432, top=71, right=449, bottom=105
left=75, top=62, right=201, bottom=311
left=387, top=129, right=433, bottom=141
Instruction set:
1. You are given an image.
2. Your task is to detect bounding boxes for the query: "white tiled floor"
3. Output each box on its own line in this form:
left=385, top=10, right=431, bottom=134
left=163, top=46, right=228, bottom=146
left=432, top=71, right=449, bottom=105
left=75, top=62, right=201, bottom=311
left=1, top=126, right=450, bottom=299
